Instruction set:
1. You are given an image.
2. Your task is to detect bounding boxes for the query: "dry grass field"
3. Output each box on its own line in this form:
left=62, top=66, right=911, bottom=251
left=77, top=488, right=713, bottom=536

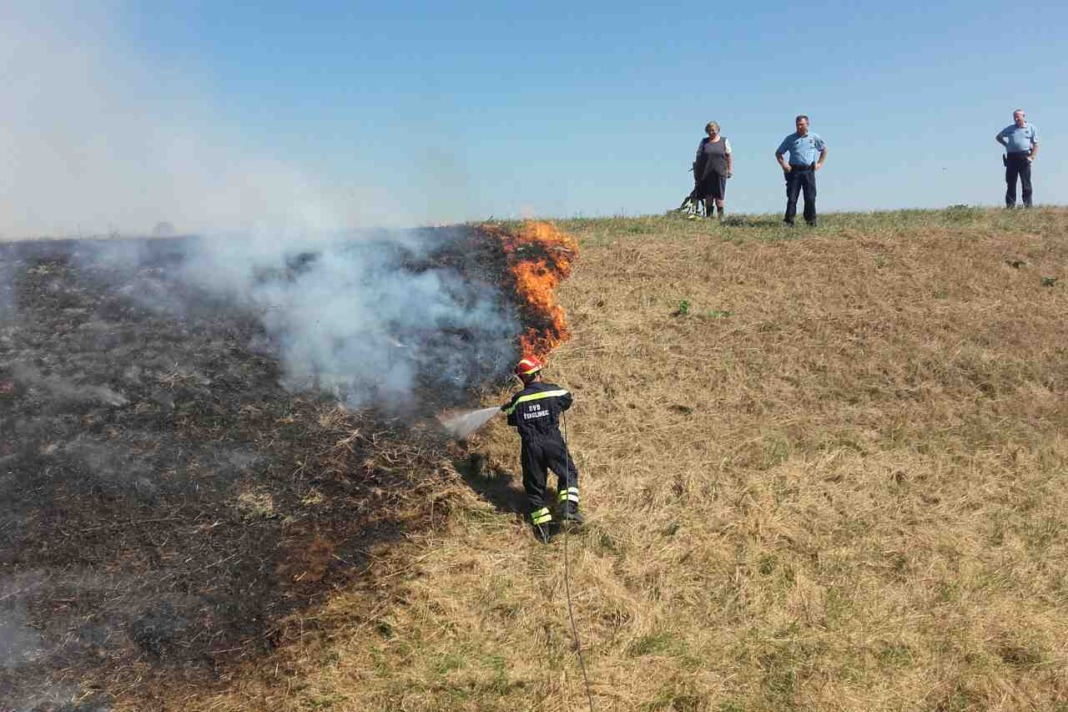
left=134, top=208, right=1065, bottom=711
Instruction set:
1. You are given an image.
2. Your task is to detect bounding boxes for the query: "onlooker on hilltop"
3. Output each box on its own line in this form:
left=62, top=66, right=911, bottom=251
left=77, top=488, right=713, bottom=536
left=694, top=121, right=733, bottom=220
left=774, top=115, right=828, bottom=227
left=996, top=109, right=1039, bottom=208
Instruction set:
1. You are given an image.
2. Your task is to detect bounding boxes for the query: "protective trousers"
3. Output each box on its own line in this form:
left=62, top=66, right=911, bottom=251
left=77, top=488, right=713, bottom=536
left=521, top=436, right=579, bottom=515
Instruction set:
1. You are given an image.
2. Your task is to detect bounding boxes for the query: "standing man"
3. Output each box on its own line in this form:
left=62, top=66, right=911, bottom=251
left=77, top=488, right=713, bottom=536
left=501, top=356, right=583, bottom=542
left=774, top=115, right=828, bottom=226
left=996, top=109, right=1039, bottom=208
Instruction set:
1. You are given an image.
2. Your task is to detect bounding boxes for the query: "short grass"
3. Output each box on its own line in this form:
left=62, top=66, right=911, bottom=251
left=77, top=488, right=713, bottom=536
left=165, top=208, right=1067, bottom=712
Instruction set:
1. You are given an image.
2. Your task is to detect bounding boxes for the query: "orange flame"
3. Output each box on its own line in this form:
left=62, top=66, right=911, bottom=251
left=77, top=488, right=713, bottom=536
left=478, top=221, right=578, bottom=360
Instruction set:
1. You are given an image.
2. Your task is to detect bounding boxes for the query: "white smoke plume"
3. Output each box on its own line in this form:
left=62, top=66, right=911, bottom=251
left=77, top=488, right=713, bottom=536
left=177, top=228, right=519, bottom=408
left=10, top=364, right=129, bottom=407
left=0, top=573, right=93, bottom=710
left=0, top=2, right=522, bottom=409
left=53, top=225, right=520, bottom=410
left=0, top=601, right=42, bottom=670
left=0, top=257, right=14, bottom=320
left=0, top=4, right=404, bottom=240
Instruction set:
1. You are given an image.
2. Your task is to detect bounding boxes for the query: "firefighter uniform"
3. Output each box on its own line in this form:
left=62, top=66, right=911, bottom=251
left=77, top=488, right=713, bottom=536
left=502, top=380, right=580, bottom=529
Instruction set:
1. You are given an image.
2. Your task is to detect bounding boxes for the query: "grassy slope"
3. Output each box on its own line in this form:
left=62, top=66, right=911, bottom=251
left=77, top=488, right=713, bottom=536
left=183, top=208, right=1067, bottom=712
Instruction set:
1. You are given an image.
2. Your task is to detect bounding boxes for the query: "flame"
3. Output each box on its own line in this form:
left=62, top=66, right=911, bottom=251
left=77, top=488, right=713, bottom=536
left=478, top=221, right=578, bottom=360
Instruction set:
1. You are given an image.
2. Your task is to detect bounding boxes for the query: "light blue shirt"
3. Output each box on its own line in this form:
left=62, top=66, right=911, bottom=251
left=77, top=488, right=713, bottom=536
left=776, top=132, right=826, bottom=166
left=997, top=123, right=1038, bottom=153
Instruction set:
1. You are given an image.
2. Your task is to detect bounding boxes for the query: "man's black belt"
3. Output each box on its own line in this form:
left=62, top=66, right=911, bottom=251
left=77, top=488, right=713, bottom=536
left=789, top=163, right=815, bottom=171
left=1007, top=151, right=1032, bottom=157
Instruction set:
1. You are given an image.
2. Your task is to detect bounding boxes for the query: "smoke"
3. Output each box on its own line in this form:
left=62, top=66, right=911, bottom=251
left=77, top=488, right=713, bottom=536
left=0, top=4, right=404, bottom=240
left=0, top=601, right=42, bottom=670
left=0, top=574, right=101, bottom=711
left=178, top=228, right=519, bottom=408
left=11, top=364, right=129, bottom=408
left=4, top=226, right=520, bottom=411
left=0, top=255, right=14, bottom=320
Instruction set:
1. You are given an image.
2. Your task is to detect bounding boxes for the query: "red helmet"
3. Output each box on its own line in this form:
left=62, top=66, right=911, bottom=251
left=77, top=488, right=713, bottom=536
left=514, top=355, right=543, bottom=381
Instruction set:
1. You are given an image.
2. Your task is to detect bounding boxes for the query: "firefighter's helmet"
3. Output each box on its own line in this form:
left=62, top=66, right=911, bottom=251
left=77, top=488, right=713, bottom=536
left=514, top=356, right=543, bottom=381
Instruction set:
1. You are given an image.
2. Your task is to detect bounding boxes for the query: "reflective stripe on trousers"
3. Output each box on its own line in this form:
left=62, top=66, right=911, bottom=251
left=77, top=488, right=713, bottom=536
left=530, top=507, right=552, bottom=525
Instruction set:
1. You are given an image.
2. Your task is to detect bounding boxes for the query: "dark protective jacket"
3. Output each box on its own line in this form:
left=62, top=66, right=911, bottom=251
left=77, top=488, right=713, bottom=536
left=502, top=380, right=572, bottom=443
left=502, top=379, right=579, bottom=515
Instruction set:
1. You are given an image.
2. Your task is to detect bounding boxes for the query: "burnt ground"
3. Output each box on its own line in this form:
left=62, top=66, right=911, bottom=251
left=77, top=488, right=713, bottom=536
left=0, top=231, right=522, bottom=711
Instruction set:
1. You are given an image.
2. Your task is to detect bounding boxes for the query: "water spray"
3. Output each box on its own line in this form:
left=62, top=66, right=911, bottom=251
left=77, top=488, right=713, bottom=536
left=437, top=406, right=502, bottom=439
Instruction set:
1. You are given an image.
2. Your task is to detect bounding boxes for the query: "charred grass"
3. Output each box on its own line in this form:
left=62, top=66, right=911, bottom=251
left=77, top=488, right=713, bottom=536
left=0, top=235, right=505, bottom=711
left=10, top=207, right=1068, bottom=711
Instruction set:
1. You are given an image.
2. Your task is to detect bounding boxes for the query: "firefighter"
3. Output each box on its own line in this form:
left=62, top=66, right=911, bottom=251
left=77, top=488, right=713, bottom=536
left=501, top=355, right=583, bottom=542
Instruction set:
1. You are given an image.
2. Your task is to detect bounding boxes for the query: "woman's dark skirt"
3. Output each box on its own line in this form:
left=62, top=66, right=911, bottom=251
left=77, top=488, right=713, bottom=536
left=699, top=171, right=727, bottom=201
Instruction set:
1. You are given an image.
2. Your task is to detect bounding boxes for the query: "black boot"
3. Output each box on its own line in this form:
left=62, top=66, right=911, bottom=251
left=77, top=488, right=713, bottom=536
left=533, top=523, right=554, bottom=543
left=560, top=500, right=584, bottom=526
left=557, top=488, right=583, bottom=525
left=530, top=507, right=554, bottom=543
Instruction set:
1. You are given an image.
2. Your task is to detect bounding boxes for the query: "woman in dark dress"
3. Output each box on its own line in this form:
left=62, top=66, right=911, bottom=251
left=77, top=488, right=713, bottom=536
left=693, top=121, right=733, bottom=219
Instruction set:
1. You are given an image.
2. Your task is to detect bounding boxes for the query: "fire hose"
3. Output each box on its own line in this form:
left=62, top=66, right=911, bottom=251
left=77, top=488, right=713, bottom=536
left=560, top=409, right=596, bottom=712
left=439, top=403, right=594, bottom=708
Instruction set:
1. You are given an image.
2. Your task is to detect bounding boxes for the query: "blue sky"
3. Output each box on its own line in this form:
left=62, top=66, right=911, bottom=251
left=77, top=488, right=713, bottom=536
left=2, top=1, right=1066, bottom=234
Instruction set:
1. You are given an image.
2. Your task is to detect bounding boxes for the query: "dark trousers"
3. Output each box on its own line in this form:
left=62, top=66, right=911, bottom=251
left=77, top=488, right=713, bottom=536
left=1005, top=153, right=1033, bottom=207
left=520, top=437, right=578, bottom=510
left=784, top=167, right=817, bottom=225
